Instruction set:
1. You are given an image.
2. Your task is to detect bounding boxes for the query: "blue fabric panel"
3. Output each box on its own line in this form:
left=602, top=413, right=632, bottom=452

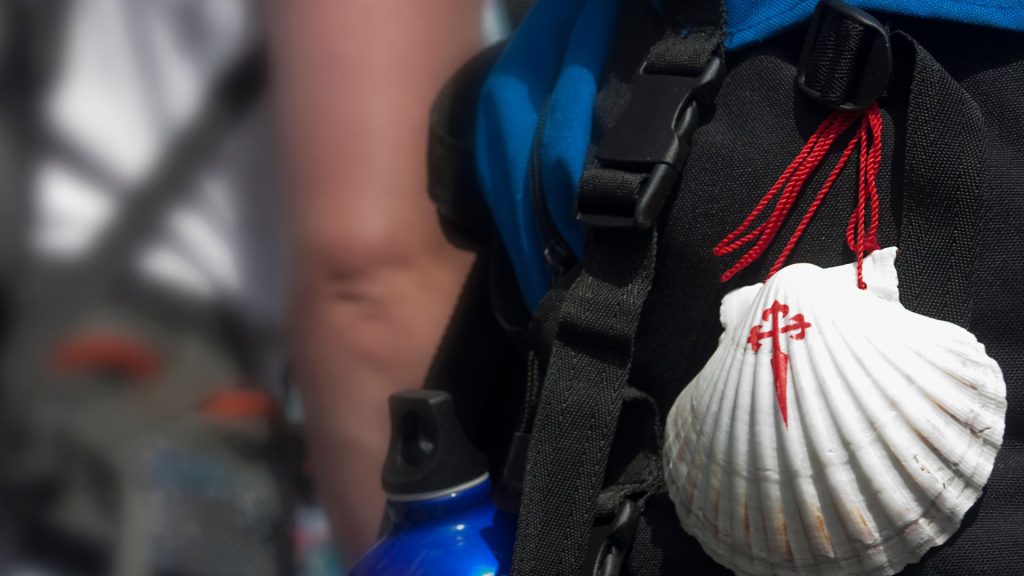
left=475, top=0, right=587, bottom=308
left=540, top=0, right=622, bottom=259
left=728, top=0, right=1024, bottom=48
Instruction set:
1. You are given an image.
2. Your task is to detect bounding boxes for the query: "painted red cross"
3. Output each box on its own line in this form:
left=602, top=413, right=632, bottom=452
left=747, top=301, right=811, bottom=426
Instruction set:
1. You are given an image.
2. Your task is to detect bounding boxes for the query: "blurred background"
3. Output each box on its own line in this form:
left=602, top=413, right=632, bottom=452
left=0, top=0, right=307, bottom=574
left=0, top=0, right=526, bottom=574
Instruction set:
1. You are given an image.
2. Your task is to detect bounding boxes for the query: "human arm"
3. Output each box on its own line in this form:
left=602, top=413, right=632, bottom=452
left=269, top=0, right=481, bottom=559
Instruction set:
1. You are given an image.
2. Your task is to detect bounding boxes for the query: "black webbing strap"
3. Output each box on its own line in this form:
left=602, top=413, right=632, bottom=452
left=796, top=0, right=892, bottom=111
left=647, top=0, right=725, bottom=77
left=894, top=32, right=986, bottom=329
left=512, top=229, right=657, bottom=576
left=510, top=1, right=726, bottom=573
left=659, top=0, right=726, bottom=55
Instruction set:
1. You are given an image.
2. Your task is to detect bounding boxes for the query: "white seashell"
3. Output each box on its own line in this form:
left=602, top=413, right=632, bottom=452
left=664, top=247, right=1006, bottom=576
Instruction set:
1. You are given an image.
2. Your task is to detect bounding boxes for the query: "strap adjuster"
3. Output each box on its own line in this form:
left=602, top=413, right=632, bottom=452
left=796, top=0, right=892, bottom=111
left=585, top=499, right=641, bottom=576
left=576, top=57, right=724, bottom=229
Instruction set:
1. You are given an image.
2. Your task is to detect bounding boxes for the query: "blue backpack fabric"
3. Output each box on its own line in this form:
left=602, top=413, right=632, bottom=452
left=475, top=0, right=1024, bottom=308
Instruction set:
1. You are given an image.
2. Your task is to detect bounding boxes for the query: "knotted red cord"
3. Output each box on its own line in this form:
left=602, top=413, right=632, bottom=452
left=713, top=103, right=883, bottom=288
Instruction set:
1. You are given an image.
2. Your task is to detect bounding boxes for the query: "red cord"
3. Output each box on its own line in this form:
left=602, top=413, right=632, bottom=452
left=713, top=103, right=883, bottom=288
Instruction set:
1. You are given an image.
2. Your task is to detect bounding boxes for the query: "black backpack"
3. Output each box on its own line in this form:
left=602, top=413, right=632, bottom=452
left=426, top=0, right=1024, bottom=574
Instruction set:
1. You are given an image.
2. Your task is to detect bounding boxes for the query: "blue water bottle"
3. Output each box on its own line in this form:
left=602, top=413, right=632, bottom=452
left=350, top=390, right=515, bottom=576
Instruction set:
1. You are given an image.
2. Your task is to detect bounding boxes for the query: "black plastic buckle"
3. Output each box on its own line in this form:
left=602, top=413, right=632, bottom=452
left=576, top=57, right=724, bottom=229
left=796, top=0, right=892, bottom=111
left=587, top=500, right=641, bottom=576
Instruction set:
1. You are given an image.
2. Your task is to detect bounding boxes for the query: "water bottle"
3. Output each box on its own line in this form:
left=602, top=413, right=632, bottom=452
left=349, top=390, right=515, bottom=576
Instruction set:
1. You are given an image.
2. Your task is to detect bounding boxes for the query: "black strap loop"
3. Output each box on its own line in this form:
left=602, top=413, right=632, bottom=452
left=660, top=0, right=727, bottom=54
left=644, top=34, right=722, bottom=76
left=797, top=0, right=892, bottom=111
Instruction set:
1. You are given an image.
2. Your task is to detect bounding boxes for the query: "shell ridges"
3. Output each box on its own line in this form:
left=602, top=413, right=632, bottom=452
left=664, top=248, right=1007, bottom=576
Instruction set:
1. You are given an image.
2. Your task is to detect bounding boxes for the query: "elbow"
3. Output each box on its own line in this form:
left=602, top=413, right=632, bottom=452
left=290, top=210, right=472, bottom=309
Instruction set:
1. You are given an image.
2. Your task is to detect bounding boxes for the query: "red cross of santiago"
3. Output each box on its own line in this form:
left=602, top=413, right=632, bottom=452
left=747, top=301, right=811, bottom=426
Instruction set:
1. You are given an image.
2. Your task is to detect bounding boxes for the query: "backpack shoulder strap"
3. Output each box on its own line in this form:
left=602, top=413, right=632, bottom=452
left=510, top=2, right=726, bottom=574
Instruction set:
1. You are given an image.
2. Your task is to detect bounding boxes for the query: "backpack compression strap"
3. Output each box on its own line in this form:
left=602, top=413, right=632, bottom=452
left=893, top=31, right=985, bottom=330
left=510, top=2, right=726, bottom=574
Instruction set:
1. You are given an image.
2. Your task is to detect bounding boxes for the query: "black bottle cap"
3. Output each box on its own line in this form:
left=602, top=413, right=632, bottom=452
left=381, top=389, right=488, bottom=497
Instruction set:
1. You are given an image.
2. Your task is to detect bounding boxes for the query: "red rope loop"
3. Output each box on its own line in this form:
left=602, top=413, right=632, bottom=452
left=713, top=103, right=883, bottom=288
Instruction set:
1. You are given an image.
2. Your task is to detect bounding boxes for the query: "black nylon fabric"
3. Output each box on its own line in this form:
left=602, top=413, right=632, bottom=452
left=644, top=34, right=721, bottom=76
left=802, top=13, right=870, bottom=105
left=896, top=20, right=1024, bottom=574
left=660, top=0, right=725, bottom=39
left=895, top=32, right=985, bottom=329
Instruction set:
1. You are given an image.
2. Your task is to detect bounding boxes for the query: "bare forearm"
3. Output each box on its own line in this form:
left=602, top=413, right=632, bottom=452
left=269, top=0, right=480, bottom=561
left=291, top=254, right=471, bottom=558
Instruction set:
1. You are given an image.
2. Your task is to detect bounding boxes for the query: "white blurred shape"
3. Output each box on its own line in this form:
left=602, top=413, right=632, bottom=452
left=32, top=0, right=279, bottom=322
left=47, top=0, right=161, bottom=185
left=137, top=243, right=216, bottom=302
left=137, top=174, right=242, bottom=301
left=32, top=159, right=116, bottom=259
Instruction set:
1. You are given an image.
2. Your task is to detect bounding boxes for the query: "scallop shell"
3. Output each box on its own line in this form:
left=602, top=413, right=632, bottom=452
left=664, top=247, right=1006, bottom=576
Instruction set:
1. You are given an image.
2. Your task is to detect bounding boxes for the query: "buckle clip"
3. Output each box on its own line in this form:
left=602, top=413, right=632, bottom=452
left=576, top=57, right=724, bottom=229
left=586, top=500, right=641, bottom=576
left=796, top=0, right=892, bottom=111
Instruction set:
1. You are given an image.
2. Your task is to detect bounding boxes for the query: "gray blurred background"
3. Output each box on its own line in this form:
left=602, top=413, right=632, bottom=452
left=0, top=1, right=325, bottom=574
